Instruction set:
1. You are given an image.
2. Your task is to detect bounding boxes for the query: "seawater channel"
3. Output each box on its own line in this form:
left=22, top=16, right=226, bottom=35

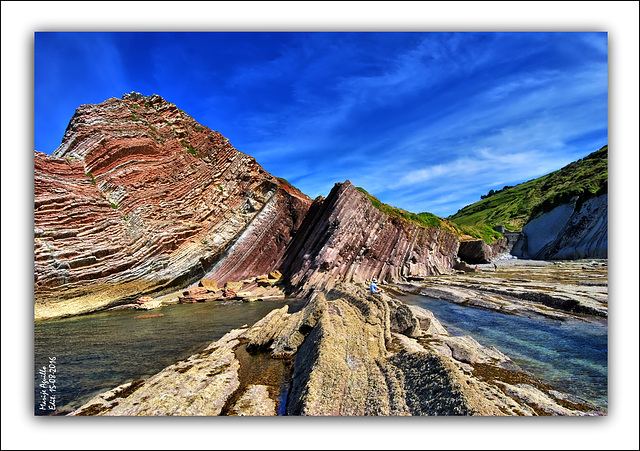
left=34, top=298, right=305, bottom=415
left=398, top=294, right=608, bottom=410
left=34, top=292, right=607, bottom=415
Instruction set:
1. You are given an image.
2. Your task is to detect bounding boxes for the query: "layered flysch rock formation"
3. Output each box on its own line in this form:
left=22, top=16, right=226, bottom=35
left=35, top=92, right=607, bottom=321
left=70, top=283, right=600, bottom=416
left=35, top=93, right=461, bottom=320
left=511, top=194, right=608, bottom=260
left=34, top=93, right=313, bottom=320
left=280, top=181, right=460, bottom=294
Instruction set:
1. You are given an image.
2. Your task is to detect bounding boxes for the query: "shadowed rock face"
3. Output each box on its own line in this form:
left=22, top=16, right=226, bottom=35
left=512, top=194, right=608, bottom=260
left=457, top=238, right=509, bottom=264
left=34, top=93, right=313, bottom=320
left=280, top=181, right=460, bottom=293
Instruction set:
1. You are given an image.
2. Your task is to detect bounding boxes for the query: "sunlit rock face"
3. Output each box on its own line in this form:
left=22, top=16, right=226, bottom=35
left=70, top=283, right=600, bottom=416
left=34, top=93, right=313, bottom=320
left=279, top=181, right=460, bottom=294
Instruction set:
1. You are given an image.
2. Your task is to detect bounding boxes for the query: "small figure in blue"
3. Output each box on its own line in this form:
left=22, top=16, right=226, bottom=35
left=370, top=277, right=383, bottom=294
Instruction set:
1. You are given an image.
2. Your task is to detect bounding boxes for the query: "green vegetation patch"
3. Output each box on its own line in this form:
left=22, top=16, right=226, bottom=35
left=180, top=139, right=200, bottom=157
left=356, top=186, right=442, bottom=229
left=276, top=177, right=293, bottom=189
left=452, top=223, right=503, bottom=243
left=449, top=145, right=608, bottom=232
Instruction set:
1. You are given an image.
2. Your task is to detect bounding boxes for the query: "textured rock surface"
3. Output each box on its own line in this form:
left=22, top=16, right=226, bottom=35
left=70, top=282, right=603, bottom=416
left=230, top=384, right=276, bottom=416
left=397, top=260, right=608, bottom=319
left=458, top=238, right=509, bottom=264
left=35, top=95, right=468, bottom=320
left=34, top=93, right=313, bottom=320
left=280, top=181, right=460, bottom=294
left=70, top=328, right=245, bottom=416
left=512, top=194, right=608, bottom=260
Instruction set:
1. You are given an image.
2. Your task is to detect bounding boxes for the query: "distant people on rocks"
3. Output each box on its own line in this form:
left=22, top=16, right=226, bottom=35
left=475, top=265, right=479, bottom=271
left=370, top=278, right=383, bottom=294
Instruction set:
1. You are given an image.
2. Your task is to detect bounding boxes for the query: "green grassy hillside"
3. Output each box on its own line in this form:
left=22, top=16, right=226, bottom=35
left=355, top=186, right=505, bottom=242
left=355, top=187, right=443, bottom=228
left=448, top=145, right=608, bottom=233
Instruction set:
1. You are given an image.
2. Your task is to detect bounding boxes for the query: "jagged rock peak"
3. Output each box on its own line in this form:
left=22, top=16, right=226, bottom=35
left=50, top=94, right=243, bottom=170
left=122, top=91, right=165, bottom=104
left=35, top=95, right=313, bottom=320
left=280, top=180, right=460, bottom=293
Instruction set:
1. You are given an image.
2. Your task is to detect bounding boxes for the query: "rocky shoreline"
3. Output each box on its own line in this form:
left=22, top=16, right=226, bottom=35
left=391, top=259, right=608, bottom=323
left=69, top=278, right=605, bottom=416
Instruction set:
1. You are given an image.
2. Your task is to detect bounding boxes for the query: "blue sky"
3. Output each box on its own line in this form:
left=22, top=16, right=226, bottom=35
left=34, top=31, right=608, bottom=217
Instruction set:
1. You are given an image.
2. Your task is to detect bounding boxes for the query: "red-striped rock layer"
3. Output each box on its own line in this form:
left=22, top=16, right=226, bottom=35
left=34, top=93, right=312, bottom=320
left=35, top=93, right=465, bottom=320
left=280, top=181, right=460, bottom=293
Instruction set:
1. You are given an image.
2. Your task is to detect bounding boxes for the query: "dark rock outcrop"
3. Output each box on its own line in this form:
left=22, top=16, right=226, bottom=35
left=457, top=238, right=509, bottom=264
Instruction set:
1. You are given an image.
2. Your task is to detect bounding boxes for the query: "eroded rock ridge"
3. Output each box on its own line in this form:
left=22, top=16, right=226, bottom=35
left=280, top=181, right=460, bottom=294
left=71, top=283, right=600, bottom=416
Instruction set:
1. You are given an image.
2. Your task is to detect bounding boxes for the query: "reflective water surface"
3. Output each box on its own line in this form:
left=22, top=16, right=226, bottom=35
left=399, top=294, right=608, bottom=409
left=34, top=292, right=607, bottom=415
left=34, top=299, right=305, bottom=415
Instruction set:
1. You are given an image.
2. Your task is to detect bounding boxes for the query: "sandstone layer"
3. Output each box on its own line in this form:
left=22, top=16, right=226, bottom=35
left=34, top=93, right=313, bottom=320
left=70, top=283, right=601, bottom=416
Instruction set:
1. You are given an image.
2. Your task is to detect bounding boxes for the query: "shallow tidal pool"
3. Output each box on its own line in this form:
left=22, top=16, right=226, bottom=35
left=34, top=298, right=305, bottom=415
left=398, top=293, right=608, bottom=410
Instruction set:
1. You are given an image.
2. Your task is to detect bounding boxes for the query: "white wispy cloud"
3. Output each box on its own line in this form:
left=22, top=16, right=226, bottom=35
left=35, top=32, right=608, bottom=217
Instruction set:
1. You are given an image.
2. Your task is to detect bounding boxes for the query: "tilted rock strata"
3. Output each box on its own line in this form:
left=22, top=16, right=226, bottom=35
left=280, top=181, right=460, bottom=294
left=512, top=194, right=608, bottom=260
left=70, top=283, right=600, bottom=416
left=34, top=93, right=313, bottom=320
left=35, top=94, right=467, bottom=320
